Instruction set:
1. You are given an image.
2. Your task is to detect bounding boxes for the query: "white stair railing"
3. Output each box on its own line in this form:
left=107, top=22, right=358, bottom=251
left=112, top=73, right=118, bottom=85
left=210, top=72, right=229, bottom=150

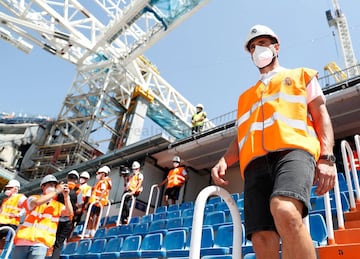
left=146, top=184, right=160, bottom=215
left=80, top=201, right=103, bottom=239
left=0, top=226, right=15, bottom=259
left=116, top=192, right=136, bottom=226
left=189, top=185, right=242, bottom=259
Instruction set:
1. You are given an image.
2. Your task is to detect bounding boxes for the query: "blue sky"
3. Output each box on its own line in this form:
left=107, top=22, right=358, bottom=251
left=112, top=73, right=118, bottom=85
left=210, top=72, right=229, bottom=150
left=1, top=0, right=359, bottom=122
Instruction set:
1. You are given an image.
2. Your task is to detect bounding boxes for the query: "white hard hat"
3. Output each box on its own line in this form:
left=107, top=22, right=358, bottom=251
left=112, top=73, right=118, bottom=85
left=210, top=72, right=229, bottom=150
left=40, top=175, right=58, bottom=187
left=132, top=161, right=141, bottom=170
left=196, top=104, right=204, bottom=109
left=98, top=165, right=111, bottom=174
left=80, top=171, right=90, bottom=179
left=5, top=179, right=20, bottom=189
left=68, top=170, right=79, bottom=179
left=244, top=24, right=279, bottom=52
left=172, top=156, right=181, bottom=163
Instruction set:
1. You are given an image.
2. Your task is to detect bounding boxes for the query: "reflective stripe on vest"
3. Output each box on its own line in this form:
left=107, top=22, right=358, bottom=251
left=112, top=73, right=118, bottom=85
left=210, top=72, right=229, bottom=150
left=167, top=167, right=186, bottom=188
left=237, top=68, right=320, bottom=176
left=89, top=178, right=111, bottom=207
left=15, top=197, right=64, bottom=247
left=0, top=194, right=25, bottom=225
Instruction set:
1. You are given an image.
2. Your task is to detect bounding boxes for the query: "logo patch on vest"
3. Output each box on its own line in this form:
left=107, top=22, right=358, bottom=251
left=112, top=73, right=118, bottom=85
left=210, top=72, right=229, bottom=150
left=283, top=77, right=292, bottom=86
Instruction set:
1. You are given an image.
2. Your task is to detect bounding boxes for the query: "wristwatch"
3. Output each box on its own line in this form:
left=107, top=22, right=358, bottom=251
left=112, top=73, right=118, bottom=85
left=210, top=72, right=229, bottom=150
left=319, top=154, right=336, bottom=164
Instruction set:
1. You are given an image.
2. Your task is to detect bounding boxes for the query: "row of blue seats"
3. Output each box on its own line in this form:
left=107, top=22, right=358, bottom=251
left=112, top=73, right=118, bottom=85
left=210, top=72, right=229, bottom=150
left=63, top=212, right=327, bottom=259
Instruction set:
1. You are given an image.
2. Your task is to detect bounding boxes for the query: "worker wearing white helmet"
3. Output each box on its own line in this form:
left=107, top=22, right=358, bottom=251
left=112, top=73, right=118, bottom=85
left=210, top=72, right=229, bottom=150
left=51, top=170, right=80, bottom=259
left=191, top=103, right=207, bottom=135
left=157, top=156, right=188, bottom=206
left=120, top=161, right=144, bottom=224
left=0, top=179, right=27, bottom=241
left=12, top=175, right=73, bottom=258
left=211, top=24, right=335, bottom=259
left=85, top=166, right=112, bottom=237
left=74, top=171, right=92, bottom=227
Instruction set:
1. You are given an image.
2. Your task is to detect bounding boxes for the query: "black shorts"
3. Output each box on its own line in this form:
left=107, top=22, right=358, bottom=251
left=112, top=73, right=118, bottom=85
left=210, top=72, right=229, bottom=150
left=243, top=149, right=315, bottom=240
left=165, top=186, right=181, bottom=200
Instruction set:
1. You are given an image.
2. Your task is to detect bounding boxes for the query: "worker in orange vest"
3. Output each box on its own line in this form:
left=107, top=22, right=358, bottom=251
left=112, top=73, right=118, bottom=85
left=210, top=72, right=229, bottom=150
left=84, top=165, right=112, bottom=237
left=211, top=25, right=336, bottom=259
left=158, top=156, right=188, bottom=206
left=120, top=161, right=144, bottom=224
left=51, top=170, right=80, bottom=259
left=0, top=180, right=27, bottom=241
left=73, top=171, right=92, bottom=226
left=11, top=175, right=73, bottom=259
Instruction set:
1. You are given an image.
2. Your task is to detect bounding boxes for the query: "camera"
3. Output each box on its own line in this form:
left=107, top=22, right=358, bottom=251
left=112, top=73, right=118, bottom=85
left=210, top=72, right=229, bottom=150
left=119, top=165, right=131, bottom=177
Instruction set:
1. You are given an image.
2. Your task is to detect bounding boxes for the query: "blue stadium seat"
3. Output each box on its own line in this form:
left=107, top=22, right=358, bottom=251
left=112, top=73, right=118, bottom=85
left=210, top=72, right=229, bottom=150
left=201, top=224, right=232, bottom=256
left=118, top=224, right=134, bottom=238
left=148, top=219, right=168, bottom=235
left=183, top=216, right=193, bottom=228
left=141, top=214, right=153, bottom=224
left=167, top=217, right=184, bottom=230
left=168, top=204, right=180, bottom=212
left=309, top=213, right=328, bottom=246
left=231, top=192, right=240, bottom=201
left=202, top=255, right=233, bottom=259
left=167, top=210, right=182, bottom=219
left=59, top=242, right=78, bottom=259
left=310, top=192, right=350, bottom=216
left=140, top=232, right=166, bottom=258
left=154, top=211, right=168, bottom=221
left=155, top=206, right=167, bottom=213
left=182, top=208, right=194, bottom=218
left=69, top=239, right=92, bottom=259
left=133, top=222, right=149, bottom=237
left=129, top=216, right=140, bottom=224
left=163, top=229, right=187, bottom=257
left=106, top=226, right=120, bottom=239
left=180, top=201, right=194, bottom=211
left=99, top=237, right=123, bottom=259
left=106, top=215, right=118, bottom=225
left=243, top=253, right=256, bottom=259
left=207, top=196, right=222, bottom=205
left=205, top=204, right=215, bottom=214
left=119, top=235, right=142, bottom=258
left=204, top=211, right=227, bottom=230
left=83, top=238, right=107, bottom=259
left=71, top=224, right=83, bottom=238
left=93, top=227, right=107, bottom=239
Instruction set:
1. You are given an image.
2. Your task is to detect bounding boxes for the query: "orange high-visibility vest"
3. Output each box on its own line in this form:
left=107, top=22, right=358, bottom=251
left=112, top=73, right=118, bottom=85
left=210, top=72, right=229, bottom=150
left=167, top=167, right=186, bottom=188
left=0, top=193, right=26, bottom=225
left=79, top=183, right=92, bottom=202
left=128, top=173, right=143, bottom=194
left=15, top=196, right=64, bottom=247
left=237, top=68, right=321, bottom=177
left=89, top=177, right=112, bottom=207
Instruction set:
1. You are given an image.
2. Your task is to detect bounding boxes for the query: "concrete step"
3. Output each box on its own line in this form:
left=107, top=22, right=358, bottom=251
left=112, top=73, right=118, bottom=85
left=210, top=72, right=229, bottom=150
left=345, top=219, right=360, bottom=229
left=344, top=210, right=360, bottom=221
left=334, top=228, right=360, bottom=244
left=317, top=243, right=360, bottom=259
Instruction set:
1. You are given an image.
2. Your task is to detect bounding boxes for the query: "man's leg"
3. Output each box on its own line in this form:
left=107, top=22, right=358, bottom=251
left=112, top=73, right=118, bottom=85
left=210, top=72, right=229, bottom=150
left=271, top=196, right=316, bottom=259
left=51, top=221, right=72, bottom=259
left=251, top=231, right=280, bottom=259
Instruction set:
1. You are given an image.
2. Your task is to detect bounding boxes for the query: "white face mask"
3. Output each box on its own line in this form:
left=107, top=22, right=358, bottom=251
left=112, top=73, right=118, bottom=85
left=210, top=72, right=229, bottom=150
left=80, top=178, right=86, bottom=184
left=4, top=190, right=12, bottom=197
left=45, top=186, right=56, bottom=195
left=96, top=174, right=102, bottom=180
left=252, top=45, right=276, bottom=68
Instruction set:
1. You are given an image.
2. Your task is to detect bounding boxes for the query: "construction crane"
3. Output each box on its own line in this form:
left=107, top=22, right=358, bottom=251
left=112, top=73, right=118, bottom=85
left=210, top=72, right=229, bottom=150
left=0, top=0, right=212, bottom=180
left=325, top=0, right=360, bottom=78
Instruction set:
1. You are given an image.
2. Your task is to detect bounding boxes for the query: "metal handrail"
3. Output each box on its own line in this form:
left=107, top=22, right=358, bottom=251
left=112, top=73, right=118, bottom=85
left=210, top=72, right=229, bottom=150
left=0, top=226, right=15, bottom=259
left=146, top=184, right=160, bottom=215
left=116, top=192, right=136, bottom=226
left=189, top=185, right=242, bottom=259
left=341, top=140, right=360, bottom=209
left=80, top=201, right=103, bottom=239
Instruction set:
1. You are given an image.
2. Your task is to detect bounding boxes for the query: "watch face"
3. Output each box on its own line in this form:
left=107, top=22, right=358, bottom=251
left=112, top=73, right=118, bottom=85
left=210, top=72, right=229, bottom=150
left=329, top=155, right=336, bottom=163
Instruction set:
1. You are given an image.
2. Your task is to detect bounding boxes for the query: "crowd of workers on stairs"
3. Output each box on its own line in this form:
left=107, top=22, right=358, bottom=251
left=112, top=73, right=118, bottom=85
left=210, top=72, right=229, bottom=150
left=0, top=154, right=192, bottom=259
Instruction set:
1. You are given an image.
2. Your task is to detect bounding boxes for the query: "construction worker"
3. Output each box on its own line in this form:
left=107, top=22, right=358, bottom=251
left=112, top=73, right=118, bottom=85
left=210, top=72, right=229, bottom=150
left=191, top=103, right=207, bottom=134
left=51, top=170, right=80, bottom=259
left=211, top=25, right=336, bottom=259
left=73, top=171, right=92, bottom=226
left=84, top=165, right=112, bottom=237
left=0, top=180, right=26, bottom=241
left=158, top=156, right=188, bottom=206
left=12, top=175, right=73, bottom=259
left=120, top=161, right=144, bottom=224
